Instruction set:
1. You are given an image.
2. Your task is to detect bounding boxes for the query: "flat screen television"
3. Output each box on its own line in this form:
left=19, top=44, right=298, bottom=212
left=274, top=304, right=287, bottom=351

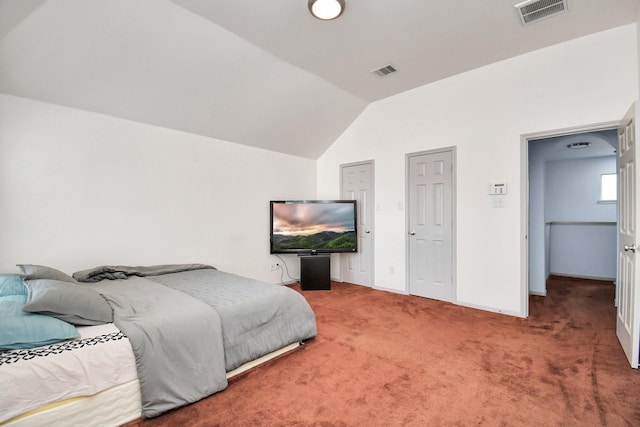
left=270, top=200, right=358, bottom=254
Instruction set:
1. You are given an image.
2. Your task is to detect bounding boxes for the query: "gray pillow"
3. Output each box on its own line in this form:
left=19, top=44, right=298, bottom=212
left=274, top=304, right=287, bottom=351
left=18, top=264, right=78, bottom=283
left=22, top=279, right=113, bottom=326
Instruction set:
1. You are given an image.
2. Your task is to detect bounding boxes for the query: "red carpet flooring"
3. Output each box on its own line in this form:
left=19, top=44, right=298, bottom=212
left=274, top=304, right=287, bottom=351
left=124, top=276, right=640, bottom=426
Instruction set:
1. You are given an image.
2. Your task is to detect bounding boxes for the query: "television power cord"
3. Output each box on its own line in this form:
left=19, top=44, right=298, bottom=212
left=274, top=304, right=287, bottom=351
left=275, top=254, right=299, bottom=285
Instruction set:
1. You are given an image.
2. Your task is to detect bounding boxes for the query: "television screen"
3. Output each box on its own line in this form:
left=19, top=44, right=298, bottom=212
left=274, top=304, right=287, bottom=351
left=270, top=200, right=357, bottom=254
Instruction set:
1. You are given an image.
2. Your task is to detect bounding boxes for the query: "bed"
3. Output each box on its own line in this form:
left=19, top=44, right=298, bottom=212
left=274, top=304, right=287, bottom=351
left=0, top=264, right=317, bottom=426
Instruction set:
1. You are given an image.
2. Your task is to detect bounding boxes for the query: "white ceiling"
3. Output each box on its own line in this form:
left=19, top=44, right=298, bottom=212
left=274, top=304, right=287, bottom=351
left=532, top=129, right=618, bottom=162
left=0, top=0, right=638, bottom=159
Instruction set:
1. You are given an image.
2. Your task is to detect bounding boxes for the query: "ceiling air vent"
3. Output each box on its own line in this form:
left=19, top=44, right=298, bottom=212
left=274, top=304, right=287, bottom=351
left=515, top=0, right=568, bottom=26
left=372, top=64, right=397, bottom=77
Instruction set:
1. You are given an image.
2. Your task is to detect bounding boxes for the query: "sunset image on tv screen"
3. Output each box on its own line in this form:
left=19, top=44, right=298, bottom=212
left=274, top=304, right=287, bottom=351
left=271, top=202, right=357, bottom=252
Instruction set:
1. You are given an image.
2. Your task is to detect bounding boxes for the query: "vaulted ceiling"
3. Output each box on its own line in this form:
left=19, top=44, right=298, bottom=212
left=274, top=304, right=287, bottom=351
left=0, top=0, right=638, bottom=159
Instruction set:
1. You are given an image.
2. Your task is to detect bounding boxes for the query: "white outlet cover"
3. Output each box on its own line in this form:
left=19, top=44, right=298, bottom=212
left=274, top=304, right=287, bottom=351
left=492, top=197, right=505, bottom=208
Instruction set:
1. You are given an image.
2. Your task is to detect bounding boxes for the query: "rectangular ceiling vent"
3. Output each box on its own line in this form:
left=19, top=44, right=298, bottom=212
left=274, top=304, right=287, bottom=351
left=372, top=64, right=397, bottom=77
left=515, top=0, right=568, bottom=26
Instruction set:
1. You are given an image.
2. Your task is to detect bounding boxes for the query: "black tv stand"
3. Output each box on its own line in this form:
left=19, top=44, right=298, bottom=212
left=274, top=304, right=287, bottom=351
left=299, top=254, right=331, bottom=290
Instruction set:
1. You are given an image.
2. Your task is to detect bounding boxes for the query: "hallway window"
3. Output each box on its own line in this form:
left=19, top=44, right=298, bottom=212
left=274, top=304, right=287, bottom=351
left=600, top=173, right=617, bottom=202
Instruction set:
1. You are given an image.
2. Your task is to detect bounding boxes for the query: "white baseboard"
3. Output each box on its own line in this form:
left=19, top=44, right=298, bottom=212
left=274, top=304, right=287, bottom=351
left=529, top=290, right=547, bottom=297
left=455, top=300, right=526, bottom=318
left=372, top=284, right=409, bottom=295
left=549, top=272, right=615, bottom=282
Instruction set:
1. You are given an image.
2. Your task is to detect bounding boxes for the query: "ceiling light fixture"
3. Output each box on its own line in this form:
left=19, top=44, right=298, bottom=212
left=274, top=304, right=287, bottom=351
left=308, top=0, right=345, bottom=20
left=567, top=142, right=591, bottom=149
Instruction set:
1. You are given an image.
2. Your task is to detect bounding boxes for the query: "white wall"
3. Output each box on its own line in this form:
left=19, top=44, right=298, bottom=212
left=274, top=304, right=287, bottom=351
left=0, top=94, right=316, bottom=282
left=545, top=156, right=616, bottom=222
left=548, top=223, right=616, bottom=279
left=318, top=24, right=638, bottom=316
left=545, top=156, right=617, bottom=280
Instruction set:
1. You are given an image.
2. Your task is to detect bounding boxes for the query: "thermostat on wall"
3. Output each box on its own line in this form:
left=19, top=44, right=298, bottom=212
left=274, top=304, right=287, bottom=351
left=488, top=183, right=507, bottom=195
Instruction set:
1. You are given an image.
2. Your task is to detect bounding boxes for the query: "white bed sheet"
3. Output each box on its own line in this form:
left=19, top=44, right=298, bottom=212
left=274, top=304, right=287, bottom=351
left=0, top=323, right=137, bottom=424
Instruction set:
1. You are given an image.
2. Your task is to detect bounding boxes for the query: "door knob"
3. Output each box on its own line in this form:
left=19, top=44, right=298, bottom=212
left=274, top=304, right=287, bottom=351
left=624, top=244, right=637, bottom=253
left=365, top=229, right=371, bottom=234
left=409, top=230, right=416, bottom=235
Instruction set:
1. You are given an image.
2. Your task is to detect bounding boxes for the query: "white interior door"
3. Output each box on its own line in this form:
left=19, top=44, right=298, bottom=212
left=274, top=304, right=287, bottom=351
left=407, top=149, right=455, bottom=302
left=617, top=101, right=640, bottom=369
left=341, top=161, right=374, bottom=286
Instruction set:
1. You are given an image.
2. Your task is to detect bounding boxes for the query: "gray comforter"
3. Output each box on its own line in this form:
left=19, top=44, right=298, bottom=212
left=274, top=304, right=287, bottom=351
left=90, top=277, right=227, bottom=418
left=148, top=268, right=318, bottom=371
left=80, top=265, right=317, bottom=418
left=72, top=263, right=212, bottom=282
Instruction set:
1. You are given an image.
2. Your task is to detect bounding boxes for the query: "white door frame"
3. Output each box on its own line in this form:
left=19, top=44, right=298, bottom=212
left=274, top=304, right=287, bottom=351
left=405, top=146, right=457, bottom=299
left=520, top=120, right=620, bottom=318
left=340, top=159, right=375, bottom=286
